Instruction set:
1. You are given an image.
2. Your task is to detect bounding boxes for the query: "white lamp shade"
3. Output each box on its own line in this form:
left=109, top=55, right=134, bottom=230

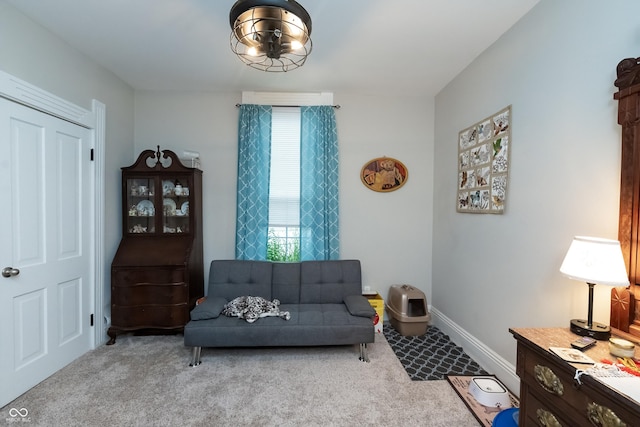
left=560, top=236, right=630, bottom=286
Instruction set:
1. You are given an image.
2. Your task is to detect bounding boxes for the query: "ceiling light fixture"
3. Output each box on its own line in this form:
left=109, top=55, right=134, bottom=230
left=229, top=0, right=312, bottom=72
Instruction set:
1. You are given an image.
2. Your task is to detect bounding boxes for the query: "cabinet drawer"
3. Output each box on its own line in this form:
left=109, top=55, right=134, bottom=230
left=522, top=386, right=574, bottom=427
left=111, top=304, right=188, bottom=329
left=112, top=268, right=186, bottom=285
left=521, top=347, right=584, bottom=416
left=521, top=345, right=637, bottom=426
left=111, top=283, right=188, bottom=306
left=577, top=378, right=638, bottom=426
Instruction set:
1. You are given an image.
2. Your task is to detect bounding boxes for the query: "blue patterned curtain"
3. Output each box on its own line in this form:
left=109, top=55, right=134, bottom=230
left=235, top=104, right=272, bottom=260
left=300, top=106, right=340, bottom=260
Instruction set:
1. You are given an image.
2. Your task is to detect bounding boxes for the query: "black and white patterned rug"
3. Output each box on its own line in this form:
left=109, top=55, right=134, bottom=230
left=383, top=322, right=488, bottom=380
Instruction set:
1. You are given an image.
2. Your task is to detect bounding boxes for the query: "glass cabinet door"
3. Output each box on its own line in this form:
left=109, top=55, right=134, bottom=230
left=161, top=176, right=190, bottom=234
left=126, top=178, right=156, bottom=233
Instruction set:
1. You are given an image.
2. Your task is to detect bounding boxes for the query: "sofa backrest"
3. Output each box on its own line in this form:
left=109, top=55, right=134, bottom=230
left=208, top=260, right=273, bottom=300
left=272, top=262, right=301, bottom=304
left=207, top=259, right=362, bottom=304
left=300, top=260, right=362, bottom=303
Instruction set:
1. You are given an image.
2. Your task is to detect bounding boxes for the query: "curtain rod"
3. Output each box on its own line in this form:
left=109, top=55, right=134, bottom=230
left=235, top=103, right=340, bottom=109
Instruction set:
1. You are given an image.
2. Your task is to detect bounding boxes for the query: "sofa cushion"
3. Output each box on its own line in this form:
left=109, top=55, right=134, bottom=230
left=343, top=295, right=376, bottom=317
left=190, top=296, right=227, bottom=320
left=208, top=260, right=273, bottom=300
left=300, top=260, right=362, bottom=303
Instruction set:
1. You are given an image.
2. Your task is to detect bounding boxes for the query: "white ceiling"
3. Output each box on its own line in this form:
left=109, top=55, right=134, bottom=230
left=8, top=0, right=540, bottom=97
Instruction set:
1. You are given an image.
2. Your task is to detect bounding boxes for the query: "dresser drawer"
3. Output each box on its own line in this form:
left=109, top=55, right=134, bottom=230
left=520, top=345, right=586, bottom=420
left=112, top=267, right=186, bottom=285
left=577, top=376, right=639, bottom=426
left=111, top=304, right=188, bottom=329
left=111, top=282, right=188, bottom=306
left=521, top=386, right=574, bottom=427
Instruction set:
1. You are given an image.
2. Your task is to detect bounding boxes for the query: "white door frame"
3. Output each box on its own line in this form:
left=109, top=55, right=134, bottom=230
left=0, top=70, right=106, bottom=349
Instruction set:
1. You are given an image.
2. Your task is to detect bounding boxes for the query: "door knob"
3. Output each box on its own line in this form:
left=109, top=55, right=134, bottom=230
left=2, top=267, right=20, bottom=278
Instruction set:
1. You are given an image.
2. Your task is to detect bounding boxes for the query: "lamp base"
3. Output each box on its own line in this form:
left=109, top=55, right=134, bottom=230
left=570, top=319, right=611, bottom=340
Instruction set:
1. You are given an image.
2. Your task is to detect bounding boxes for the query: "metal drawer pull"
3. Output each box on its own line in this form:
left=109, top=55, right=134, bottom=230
left=536, top=409, right=563, bottom=427
left=534, top=364, right=564, bottom=396
left=587, top=402, right=626, bottom=427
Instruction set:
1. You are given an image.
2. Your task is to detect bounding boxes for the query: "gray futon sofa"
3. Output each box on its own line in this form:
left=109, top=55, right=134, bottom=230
left=184, top=259, right=376, bottom=365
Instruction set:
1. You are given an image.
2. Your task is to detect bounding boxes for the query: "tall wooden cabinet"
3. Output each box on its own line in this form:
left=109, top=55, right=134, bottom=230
left=108, top=147, right=204, bottom=344
left=612, top=57, right=640, bottom=338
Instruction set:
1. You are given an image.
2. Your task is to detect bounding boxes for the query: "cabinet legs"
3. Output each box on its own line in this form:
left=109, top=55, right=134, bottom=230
left=106, top=328, right=117, bottom=345
left=189, top=346, right=202, bottom=366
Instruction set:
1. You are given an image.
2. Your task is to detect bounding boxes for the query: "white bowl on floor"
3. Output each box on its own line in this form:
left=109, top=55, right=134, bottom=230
left=468, top=376, right=512, bottom=408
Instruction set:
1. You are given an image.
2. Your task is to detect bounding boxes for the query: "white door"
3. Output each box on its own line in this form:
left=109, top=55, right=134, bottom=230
left=0, top=97, right=93, bottom=407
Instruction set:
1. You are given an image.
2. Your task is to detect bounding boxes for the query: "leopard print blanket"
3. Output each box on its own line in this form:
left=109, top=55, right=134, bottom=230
left=222, top=296, right=291, bottom=323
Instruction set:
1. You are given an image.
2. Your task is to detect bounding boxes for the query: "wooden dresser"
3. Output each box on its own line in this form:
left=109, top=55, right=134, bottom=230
left=510, top=328, right=639, bottom=426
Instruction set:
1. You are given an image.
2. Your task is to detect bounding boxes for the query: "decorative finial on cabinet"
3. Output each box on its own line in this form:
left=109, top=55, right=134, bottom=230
left=614, top=57, right=640, bottom=89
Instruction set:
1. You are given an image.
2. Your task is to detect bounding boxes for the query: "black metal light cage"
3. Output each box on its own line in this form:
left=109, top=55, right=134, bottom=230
left=229, top=0, right=313, bottom=72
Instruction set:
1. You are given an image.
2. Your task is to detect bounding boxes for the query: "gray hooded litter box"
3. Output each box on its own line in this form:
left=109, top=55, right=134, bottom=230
left=386, top=284, right=431, bottom=336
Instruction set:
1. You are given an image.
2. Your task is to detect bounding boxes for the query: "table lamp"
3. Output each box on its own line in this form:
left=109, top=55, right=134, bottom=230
left=559, top=236, right=629, bottom=340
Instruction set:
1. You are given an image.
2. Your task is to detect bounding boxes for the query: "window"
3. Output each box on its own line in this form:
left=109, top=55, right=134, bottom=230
left=235, top=93, right=339, bottom=261
left=267, top=107, right=301, bottom=261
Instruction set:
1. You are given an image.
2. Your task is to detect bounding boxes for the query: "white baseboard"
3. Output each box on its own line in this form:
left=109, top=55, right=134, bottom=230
left=429, top=306, right=520, bottom=397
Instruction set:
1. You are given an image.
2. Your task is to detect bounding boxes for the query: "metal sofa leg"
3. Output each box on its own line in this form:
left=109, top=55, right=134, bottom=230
left=189, top=346, right=202, bottom=367
left=359, top=343, right=370, bottom=363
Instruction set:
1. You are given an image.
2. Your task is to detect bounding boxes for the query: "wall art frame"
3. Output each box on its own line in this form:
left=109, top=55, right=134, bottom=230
left=361, top=156, right=408, bottom=192
left=457, top=105, right=511, bottom=213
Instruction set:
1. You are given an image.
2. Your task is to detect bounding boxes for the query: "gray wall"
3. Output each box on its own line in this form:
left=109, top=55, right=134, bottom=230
left=0, top=1, right=135, bottom=333
left=134, top=92, right=435, bottom=302
left=434, top=0, right=640, bottom=367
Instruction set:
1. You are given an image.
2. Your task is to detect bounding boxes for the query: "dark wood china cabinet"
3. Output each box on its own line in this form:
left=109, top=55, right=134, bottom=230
left=612, top=57, right=640, bottom=339
left=108, top=147, right=203, bottom=344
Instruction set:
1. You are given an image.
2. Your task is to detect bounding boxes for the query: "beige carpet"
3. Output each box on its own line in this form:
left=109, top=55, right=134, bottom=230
left=1, top=333, right=479, bottom=426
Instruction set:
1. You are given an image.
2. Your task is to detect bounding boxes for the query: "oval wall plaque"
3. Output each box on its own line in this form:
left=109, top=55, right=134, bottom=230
left=360, top=157, right=408, bottom=192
